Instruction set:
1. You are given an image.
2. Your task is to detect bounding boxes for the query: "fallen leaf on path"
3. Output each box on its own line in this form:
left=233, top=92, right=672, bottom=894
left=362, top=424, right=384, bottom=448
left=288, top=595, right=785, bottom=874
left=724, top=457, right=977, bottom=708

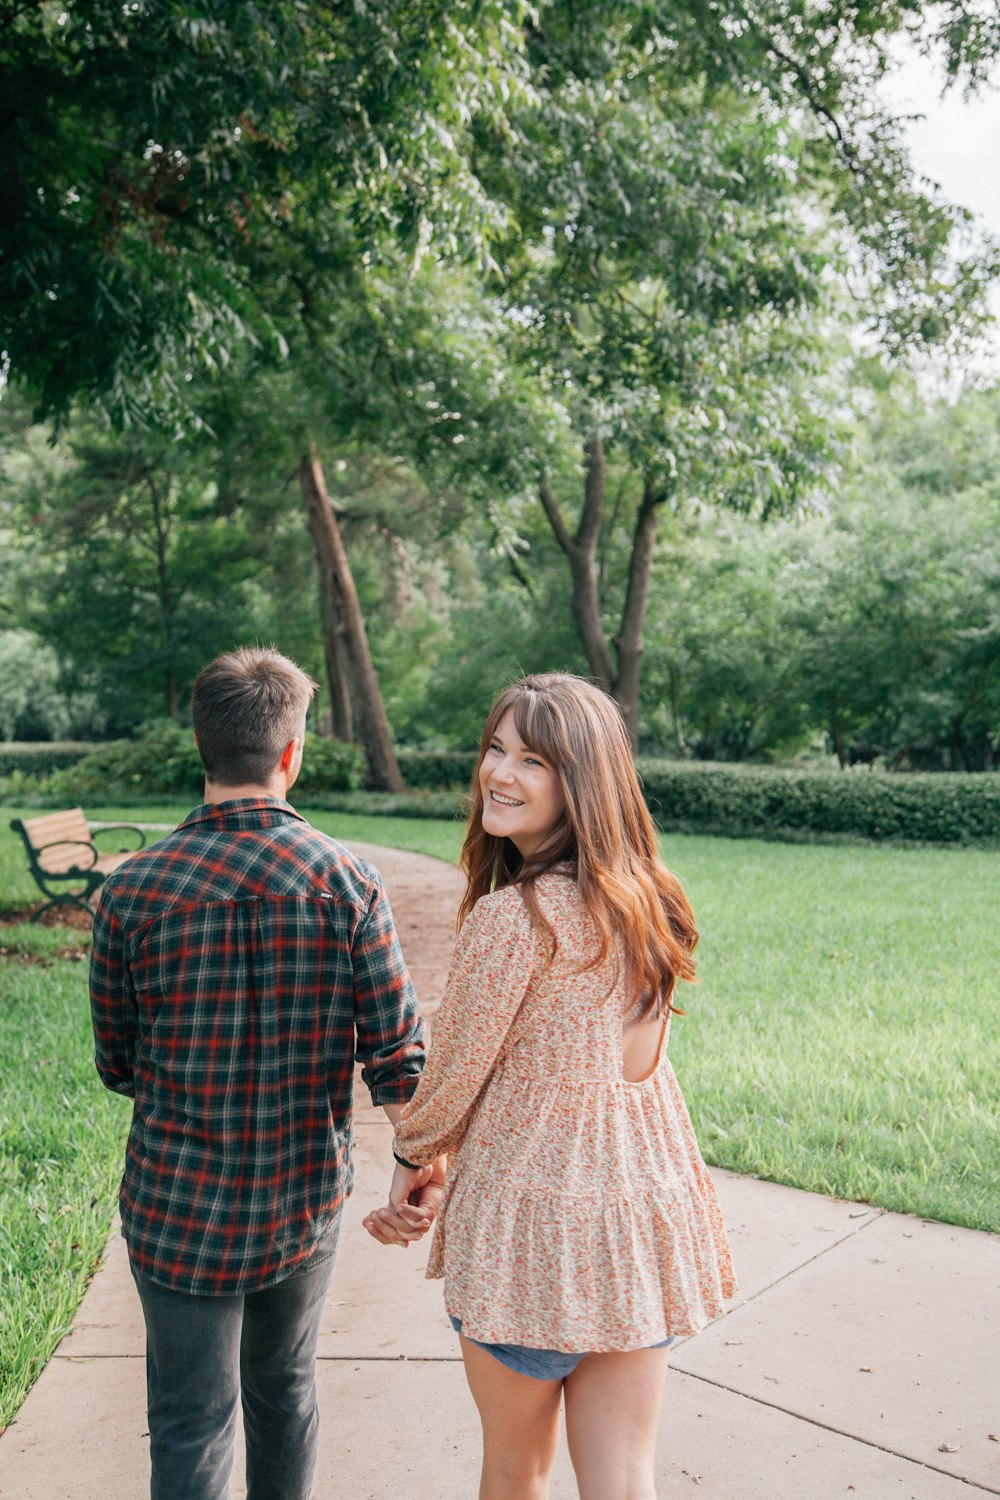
left=859, top=1366, right=874, bottom=1373
left=938, top=1443, right=961, bottom=1453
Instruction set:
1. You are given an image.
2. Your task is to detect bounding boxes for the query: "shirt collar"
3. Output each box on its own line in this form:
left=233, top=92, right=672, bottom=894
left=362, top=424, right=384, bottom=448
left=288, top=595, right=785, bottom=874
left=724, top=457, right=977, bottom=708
left=178, top=798, right=309, bottom=833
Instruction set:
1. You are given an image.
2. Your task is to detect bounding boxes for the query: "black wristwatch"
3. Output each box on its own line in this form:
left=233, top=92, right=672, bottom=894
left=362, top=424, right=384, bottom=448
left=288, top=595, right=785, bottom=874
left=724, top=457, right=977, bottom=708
left=392, top=1146, right=423, bottom=1171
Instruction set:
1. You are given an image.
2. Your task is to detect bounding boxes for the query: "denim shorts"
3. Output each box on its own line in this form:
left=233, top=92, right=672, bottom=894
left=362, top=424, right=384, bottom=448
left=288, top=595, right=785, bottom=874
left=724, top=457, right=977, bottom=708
left=449, top=1315, right=674, bottom=1381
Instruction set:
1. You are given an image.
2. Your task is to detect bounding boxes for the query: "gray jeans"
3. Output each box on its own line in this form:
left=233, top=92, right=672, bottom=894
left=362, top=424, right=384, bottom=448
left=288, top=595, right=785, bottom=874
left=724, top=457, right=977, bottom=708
left=130, top=1220, right=341, bottom=1500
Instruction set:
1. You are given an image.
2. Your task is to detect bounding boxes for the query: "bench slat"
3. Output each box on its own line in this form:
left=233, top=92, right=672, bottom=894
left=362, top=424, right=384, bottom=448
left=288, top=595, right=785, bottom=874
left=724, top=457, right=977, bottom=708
left=21, top=810, right=91, bottom=843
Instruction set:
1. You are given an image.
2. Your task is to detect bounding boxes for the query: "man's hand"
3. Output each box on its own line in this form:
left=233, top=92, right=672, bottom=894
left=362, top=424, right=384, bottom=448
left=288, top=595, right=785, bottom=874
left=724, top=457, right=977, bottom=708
left=363, top=1157, right=447, bottom=1248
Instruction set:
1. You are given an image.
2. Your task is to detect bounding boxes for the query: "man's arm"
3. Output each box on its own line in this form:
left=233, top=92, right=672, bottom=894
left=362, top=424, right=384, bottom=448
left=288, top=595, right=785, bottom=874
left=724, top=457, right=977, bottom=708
left=351, top=879, right=444, bottom=1244
left=89, top=887, right=138, bottom=1097
left=352, top=879, right=426, bottom=1107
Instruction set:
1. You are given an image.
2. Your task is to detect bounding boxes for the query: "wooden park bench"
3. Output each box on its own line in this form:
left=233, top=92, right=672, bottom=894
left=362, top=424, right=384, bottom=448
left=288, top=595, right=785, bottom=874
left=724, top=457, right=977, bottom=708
left=10, top=808, right=147, bottom=922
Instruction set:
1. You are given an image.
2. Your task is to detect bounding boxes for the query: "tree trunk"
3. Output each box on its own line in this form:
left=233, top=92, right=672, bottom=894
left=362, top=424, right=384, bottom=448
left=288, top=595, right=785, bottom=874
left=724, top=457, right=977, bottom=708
left=148, top=476, right=179, bottom=721
left=311, top=529, right=355, bottom=742
left=538, top=441, right=667, bottom=749
left=613, top=479, right=667, bottom=748
left=539, top=439, right=615, bottom=693
left=299, top=447, right=405, bottom=792
left=830, top=715, right=847, bottom=768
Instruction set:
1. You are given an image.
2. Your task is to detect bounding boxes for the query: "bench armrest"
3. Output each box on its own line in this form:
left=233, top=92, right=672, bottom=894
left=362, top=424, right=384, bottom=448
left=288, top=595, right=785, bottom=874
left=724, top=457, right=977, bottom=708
left=90, top=823, right=148, bottom=852
left=32, top=838, right=100, bottom=870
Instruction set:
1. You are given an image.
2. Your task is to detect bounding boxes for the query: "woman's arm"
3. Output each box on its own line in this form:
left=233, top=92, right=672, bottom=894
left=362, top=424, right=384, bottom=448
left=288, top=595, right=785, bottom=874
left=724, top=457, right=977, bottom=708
left=390, top=887, right=540, bottom=1165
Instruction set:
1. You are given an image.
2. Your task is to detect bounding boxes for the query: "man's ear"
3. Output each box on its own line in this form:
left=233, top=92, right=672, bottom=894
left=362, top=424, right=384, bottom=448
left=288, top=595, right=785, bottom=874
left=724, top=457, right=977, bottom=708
left=278, top=737, right=300, bottom=773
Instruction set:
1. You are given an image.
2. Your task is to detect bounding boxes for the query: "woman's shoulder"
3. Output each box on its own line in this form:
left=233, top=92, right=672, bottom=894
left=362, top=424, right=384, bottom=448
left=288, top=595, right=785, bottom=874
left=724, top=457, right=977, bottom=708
left=468, top=869, right=578, bottom=933
left=534, top=865, right=583, bottom=912
left=482, top=866, right=577, bottom=904
left=465, top=882, right=534, bottom=940
left=452, top=886, right=542, bottom=975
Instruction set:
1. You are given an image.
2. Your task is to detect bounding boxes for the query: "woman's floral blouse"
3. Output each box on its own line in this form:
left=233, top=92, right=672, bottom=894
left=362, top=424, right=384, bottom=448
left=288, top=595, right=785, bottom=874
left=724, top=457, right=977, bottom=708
left=394, top=871, right=737, bottom=1351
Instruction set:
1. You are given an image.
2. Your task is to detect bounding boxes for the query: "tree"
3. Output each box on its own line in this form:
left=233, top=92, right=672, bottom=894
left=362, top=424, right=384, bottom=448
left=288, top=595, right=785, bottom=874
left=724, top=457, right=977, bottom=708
left=1, top=0, right=540, bottom=782
left=791, top=379, right=1000, bottom=770
left=4, top=1, right=998, bottom=769
left=298, top=447, right=407, bottom=789
left=641, top=375, right=1000, bottom=771
left=0, top=0, right=533, bottom=422
left=0, top=628, right=100, bottom=740
left=641, top=516, right=815, bottom=762
left=472, top=6, right=999, bottom=741
left=4, top=416, right=264, bottom=730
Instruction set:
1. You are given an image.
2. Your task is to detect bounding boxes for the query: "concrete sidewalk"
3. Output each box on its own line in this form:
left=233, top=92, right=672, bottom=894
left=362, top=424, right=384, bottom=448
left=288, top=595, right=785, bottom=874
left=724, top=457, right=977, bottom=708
left=2, top=845, right=998, bottom=1498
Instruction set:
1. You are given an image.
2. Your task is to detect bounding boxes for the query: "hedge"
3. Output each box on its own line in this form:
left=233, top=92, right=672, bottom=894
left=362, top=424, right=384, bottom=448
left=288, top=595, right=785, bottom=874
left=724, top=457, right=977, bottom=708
left=4, top=738, right=999, bottom=845
left=635, top=759, right=1000, bottom=846
left=397, top=750, right=477, bottom=791
left=366, top=753, right=1000, bottom=845
left=0, top=742, right=102, bottom=776
left=297, top=789, right=467, bottom=820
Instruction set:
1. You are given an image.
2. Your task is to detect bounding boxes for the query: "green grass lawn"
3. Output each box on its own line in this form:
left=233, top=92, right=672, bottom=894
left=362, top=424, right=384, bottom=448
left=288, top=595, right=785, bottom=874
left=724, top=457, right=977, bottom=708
left=1, top=803, right=997, bottom=1425
left=664, top=836, right=999, bottom=1234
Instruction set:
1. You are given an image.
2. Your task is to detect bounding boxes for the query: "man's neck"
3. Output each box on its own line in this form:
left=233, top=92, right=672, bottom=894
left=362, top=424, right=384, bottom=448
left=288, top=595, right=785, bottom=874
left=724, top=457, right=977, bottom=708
left=202, top=780, right=289, bottom=806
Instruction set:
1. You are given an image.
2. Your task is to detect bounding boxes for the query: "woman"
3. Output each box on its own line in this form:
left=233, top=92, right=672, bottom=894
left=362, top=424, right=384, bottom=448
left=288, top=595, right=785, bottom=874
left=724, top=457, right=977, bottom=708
left=364, top=673, right=736, bottom=1500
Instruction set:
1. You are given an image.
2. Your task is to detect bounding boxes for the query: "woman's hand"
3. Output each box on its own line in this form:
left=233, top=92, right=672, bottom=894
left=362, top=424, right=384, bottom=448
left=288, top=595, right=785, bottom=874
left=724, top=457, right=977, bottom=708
left=363, top=1157, right=447, bottom=1247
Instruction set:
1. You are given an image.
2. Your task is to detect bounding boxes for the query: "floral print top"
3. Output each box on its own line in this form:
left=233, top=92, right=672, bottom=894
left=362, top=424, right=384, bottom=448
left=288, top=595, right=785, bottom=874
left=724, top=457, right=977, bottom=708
left=394, top=871, right=737, bottom=1352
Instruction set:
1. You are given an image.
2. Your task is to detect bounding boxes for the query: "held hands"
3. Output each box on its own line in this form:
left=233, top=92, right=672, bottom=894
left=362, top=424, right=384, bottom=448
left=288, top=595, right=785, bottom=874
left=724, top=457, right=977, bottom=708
left=363, top=1157, right=447, bottom=1249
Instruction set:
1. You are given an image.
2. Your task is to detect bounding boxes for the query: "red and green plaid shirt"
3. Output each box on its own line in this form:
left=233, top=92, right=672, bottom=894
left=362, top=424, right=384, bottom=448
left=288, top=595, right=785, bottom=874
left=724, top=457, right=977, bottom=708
left=90, top=798, right=425, bottom=1295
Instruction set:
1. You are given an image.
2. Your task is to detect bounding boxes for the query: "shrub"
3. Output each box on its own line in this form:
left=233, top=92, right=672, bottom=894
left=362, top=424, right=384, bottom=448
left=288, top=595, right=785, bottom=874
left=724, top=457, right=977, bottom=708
left=636, top=759, right=1000, bottom=845
left=0, top=742, right=101, bottom=776
left=37, top=722, right=364, bottom=801
left=295, top=735, right=365, bottom=794
left=41, top=723, right=204, bottom=800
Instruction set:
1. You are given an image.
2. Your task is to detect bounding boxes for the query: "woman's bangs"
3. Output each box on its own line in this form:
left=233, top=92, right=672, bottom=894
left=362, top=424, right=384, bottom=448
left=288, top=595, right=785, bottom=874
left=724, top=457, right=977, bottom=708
left=512, top=692, right=566, bottom=766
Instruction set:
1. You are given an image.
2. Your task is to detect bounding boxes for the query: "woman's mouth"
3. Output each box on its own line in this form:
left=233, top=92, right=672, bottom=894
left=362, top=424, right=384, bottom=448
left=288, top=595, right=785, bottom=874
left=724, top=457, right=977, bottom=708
left=489, top=791, right=524, bottom=807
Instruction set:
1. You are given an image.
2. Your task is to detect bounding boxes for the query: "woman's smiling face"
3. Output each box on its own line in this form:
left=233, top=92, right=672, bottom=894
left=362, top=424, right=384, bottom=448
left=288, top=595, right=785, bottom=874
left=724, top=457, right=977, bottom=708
left=479, top=708, right=566, bottom=857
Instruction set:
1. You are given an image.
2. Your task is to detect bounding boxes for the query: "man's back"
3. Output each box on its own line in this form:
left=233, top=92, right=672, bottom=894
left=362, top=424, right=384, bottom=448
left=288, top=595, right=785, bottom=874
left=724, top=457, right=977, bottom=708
left=90, top=797, right=424, bottom=1295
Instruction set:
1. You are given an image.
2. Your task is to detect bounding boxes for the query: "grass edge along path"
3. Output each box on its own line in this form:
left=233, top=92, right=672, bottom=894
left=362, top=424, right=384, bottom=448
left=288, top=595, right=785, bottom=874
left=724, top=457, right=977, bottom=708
left=0, top=929, right=132, bottom=1431
left=1, top=809, right=997, bottom=1428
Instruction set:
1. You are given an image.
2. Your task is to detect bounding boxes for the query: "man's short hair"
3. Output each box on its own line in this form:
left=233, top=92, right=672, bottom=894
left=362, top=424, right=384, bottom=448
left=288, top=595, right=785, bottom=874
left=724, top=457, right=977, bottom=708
left=191, top=647, right=318, bottom=786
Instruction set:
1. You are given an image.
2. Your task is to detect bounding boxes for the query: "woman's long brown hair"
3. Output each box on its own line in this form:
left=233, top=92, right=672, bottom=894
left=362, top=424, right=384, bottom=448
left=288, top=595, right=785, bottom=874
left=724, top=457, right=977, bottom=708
left=460, top=673, right=697, bottom=1018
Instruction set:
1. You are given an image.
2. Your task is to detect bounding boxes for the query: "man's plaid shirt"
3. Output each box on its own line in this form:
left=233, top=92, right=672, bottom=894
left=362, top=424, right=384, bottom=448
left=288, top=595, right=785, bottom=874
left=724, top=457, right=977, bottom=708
left=90, top=798, right=425, bottom=1295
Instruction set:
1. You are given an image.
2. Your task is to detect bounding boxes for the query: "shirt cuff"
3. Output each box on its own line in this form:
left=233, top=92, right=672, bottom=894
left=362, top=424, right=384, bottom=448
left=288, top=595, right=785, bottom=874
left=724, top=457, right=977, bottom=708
left=367, top=1076, right=421, bottom=1108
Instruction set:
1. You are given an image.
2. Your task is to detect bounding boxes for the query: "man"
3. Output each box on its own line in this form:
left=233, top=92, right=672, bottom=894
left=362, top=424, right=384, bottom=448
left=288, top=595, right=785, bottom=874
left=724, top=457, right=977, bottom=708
left=90, top=646, right=438, bottom=1500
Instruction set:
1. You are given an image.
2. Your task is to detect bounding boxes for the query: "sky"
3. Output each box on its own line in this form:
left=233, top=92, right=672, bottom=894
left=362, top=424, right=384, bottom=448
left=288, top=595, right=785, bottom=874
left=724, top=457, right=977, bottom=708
left=881, top=42, right=1000, bottom=236
left=880, top=41, right=1000, bottom=370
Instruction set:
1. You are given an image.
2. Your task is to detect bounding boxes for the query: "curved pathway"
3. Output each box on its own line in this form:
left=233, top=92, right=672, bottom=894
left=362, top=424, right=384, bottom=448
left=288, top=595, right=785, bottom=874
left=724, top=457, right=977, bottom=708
left=0, top=844, right=997, bottom=1498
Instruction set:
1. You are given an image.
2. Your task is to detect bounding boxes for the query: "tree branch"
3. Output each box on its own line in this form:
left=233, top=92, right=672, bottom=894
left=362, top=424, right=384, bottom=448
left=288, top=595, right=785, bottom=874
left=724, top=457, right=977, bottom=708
left=538, top=471, right=575, bottom=556
left=577, top=437, right=605, bottom=551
